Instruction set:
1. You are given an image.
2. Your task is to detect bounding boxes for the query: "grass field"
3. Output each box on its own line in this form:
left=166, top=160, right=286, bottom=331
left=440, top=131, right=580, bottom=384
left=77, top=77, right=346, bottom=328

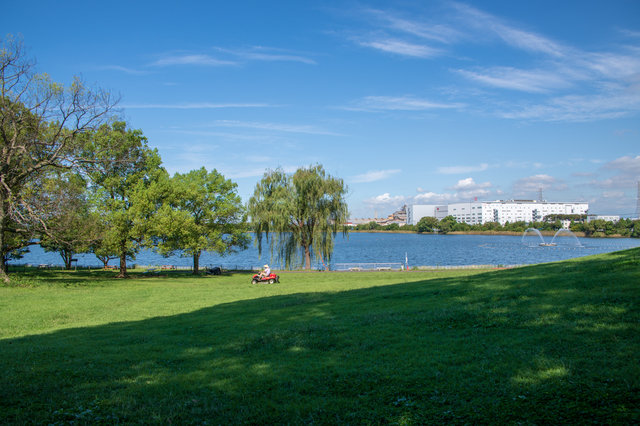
left=1, top=248, right=639, bottom=425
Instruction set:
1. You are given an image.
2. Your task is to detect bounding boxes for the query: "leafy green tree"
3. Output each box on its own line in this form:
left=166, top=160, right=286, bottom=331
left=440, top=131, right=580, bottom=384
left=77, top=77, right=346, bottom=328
left=248, top=165, right=349, bottom=270
left=154, top=168, right=250, bottom=274
left=416, top=216, right=439, bottom=233
left=438, top=216, right=457, bottom=234
left=36, top=172, right=101, bottom=269
left=82, top=122, right=165, bottom=278
left=0, top=35, right=118, bottom=281
left=367, top=221, right=381, bottom=230
left=385, top=223, right=400, bottom=231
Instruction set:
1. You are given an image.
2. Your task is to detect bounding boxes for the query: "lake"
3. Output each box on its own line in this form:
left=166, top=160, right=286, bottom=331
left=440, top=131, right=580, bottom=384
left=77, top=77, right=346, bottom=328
left=12, top=232, right=640, bottom=270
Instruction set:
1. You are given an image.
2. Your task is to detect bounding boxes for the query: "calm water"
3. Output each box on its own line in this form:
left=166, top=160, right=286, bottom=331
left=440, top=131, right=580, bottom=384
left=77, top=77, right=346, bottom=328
left=12, top=233, right=640, bottom=270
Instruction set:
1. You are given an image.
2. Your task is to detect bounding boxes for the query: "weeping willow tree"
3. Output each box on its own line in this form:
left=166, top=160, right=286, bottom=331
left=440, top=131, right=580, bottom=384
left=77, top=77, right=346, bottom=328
left=248, top=165, right=349, bottom=270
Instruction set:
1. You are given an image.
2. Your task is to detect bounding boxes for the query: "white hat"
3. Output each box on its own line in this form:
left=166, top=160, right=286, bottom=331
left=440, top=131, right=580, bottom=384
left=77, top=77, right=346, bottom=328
left=264, top=264, right=269, bottom=268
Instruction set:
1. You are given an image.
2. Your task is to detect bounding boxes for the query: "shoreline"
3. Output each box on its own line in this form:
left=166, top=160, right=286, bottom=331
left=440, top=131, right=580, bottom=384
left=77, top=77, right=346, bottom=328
left=348, top=229, right=632, bottom=238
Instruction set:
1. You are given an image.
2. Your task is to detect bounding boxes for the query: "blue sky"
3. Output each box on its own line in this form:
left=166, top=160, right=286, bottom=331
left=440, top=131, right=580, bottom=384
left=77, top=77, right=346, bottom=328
left=3, top=0, right=640, bottom=218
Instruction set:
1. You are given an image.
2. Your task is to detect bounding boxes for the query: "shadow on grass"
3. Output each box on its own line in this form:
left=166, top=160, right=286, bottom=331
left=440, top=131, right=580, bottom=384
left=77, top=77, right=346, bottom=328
left=1, top=249, right=639, bottom=425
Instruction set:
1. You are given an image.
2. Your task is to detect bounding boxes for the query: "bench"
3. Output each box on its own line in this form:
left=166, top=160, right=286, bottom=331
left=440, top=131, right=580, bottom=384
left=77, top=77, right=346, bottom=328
left=161, top=265, right=176, bottom=270
left=376, top=267, right=392, bottom=271
left=104, top=265, right=117, bottom=270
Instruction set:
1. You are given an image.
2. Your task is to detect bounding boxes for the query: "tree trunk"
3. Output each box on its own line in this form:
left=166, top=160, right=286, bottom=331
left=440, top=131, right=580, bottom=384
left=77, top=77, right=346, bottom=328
left=192, top=251, right=201, bottom=274
left=61, top=248, right=73, bottom=270
left=304, top=244, right=311, bottom=270
left=0, top=196, right=8, bottom=282
left=116, top=241, right=128, bottom=278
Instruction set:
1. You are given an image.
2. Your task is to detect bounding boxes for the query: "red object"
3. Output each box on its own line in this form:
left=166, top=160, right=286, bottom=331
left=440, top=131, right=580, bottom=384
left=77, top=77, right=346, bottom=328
left=251, top=273, right=280, bottom=284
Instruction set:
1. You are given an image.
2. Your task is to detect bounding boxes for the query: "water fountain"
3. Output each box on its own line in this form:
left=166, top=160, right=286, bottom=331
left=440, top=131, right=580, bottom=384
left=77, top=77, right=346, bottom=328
left=550, top=228, right=582, bottom=247
left=522, top=228, right=547, bottom=245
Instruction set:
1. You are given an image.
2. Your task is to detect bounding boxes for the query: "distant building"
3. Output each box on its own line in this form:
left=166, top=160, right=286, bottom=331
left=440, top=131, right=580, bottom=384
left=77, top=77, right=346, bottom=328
left=586, top=214, right=620, bottom=223
left=350, top=205, right=408, bottom=227
left=407, top=200, right=589, bottom=226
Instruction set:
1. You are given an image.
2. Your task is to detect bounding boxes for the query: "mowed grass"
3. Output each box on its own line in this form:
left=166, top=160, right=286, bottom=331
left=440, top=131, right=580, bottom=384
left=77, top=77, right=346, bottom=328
left=1, top=249, right=639, bottom=425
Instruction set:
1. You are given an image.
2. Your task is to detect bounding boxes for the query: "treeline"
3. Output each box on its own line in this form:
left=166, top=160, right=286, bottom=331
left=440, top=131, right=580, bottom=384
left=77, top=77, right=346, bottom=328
left=354, top=215, right=640, bottom=237
left=1, top=36, right=248, bottom=280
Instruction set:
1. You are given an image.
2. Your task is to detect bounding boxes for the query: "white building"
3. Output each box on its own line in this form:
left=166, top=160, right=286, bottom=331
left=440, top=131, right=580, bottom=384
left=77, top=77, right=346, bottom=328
left=586, top=214, right=620, bottom=223
left=406, top=205, right=438, bottom=225
left=407, top=200, right=589, bottom=226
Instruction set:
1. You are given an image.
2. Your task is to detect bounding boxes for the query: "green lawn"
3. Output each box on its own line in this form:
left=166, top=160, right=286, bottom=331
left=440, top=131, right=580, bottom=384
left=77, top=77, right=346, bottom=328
left=1, top=249, right=639, bottom=425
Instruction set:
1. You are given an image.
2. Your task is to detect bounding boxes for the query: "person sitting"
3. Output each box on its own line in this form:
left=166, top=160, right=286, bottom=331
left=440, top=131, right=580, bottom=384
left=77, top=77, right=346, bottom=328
left=259, top=264, right=271, bottom=279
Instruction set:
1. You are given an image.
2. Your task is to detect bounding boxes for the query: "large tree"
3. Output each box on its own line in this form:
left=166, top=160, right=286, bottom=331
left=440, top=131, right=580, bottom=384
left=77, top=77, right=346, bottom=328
left=36, top=171, right=101, bottom=269
left=81, top=121, right=165, bottom=278
left=0, top=35, right=119, bottom=281
left=248, top=165, right=349, bottom=270
left=154, top=167, right=249, bottom=273
left=416, top=216, right=439, bottom=233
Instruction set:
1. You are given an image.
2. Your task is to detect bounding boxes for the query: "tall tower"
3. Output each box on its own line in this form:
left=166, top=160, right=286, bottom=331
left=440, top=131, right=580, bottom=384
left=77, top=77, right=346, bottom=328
left=538, top=188, right=543, bottom=202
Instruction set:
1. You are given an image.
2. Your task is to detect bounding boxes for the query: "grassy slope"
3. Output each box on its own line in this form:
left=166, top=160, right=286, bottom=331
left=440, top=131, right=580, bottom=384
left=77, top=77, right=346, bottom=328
left=0, top=249, right=639, bottom=425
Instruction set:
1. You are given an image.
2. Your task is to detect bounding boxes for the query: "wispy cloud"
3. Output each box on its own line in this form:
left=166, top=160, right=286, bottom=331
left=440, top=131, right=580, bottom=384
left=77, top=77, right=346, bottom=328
left=214, top=46, right=316, bottom=64
left=571, top=172, right=595, bottom=177
left=590, top=155, right=640, bottom=189
left=346, top=3, right=640, bottom=122
left=207, top=120, right=339, bottom=135
left=97, top=65, right=149, bottom=75
left=496, top=91, right=640, bottom=122
left=122, top=103, right=276, bottom=109
left=455, top=67, right=571, bottom=93
left=513, top=174, right=568, bottom=194
left=151, top=54, right=238, bottom=67
left=358, top=39, right=443, bottom=58
left=364, top=8, right=462, bottom=43
left=344, top=95, right=463, bottom=112
left=150, top=46, right=316, bottom=68
left=350, top=169, right=401, bottom=183
left=602, top=191, right=624, bottom=198
left=437, top=163, right=489, bottom=174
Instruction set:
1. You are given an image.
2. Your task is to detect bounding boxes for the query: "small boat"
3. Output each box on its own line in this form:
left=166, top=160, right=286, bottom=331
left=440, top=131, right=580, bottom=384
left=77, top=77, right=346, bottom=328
left=539, top=243, right=557, bottom=247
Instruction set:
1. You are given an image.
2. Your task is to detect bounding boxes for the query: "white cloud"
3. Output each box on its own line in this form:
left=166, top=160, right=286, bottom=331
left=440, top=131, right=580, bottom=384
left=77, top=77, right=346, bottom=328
left=209, top=120, right=339, bottom=135
left=512, top=174, right=567, bottom=193
left=122, top=103, right=275, bottom=109
left=97, top=65, right=148, bottom=75
left=213, top=46, right=316, bottom=64
left=602, top=155, right=640, bottom=174
left=413, top=192, right=456, bottom=203
left=345, top=95, right=463, bottom=112
left=152, top=54, right=238, bottom=67
left=459, top=188, right=491, bottom=199
left=454, top=3, right=566, bottom=57
left=366, top=9, right=462, bottom=44
left=455, top=67, right=571, bottom=93
left=363, top=193, right=406, bottom=205
left=497, top=91, right=640, bottom=122
left=602, top=191, right=624, bottom=198
left=437, top=163, right=489, bottom=174
left=151, top=46, right=316, bottom=68
left=590, top=155, right=640, bottom=189
left=446, top=177, right=492, bottom=190
left=351, top=169, right=401, bottom=183
left=571, top=172, right=595, bottom=177
left=358, top=39, right=443, bottom=58
left=352, top=170, right=403, bottom=183
left=347, top=4, right=640, bottom=122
